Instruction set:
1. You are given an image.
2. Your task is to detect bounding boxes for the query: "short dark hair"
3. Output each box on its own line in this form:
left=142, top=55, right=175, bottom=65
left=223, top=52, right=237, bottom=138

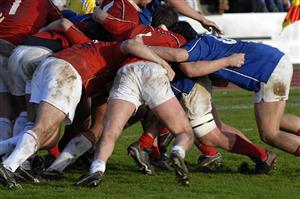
left=151, top=5, right=178, bottom=28
left=84, top=21, right=113, bottom=42
left=168, top=21, right=198, bottom=41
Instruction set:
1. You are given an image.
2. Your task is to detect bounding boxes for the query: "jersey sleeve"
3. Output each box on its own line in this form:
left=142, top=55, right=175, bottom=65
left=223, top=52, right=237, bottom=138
left=64, top=26, right=91, bottom=45
left=47, top=0, right=63, bottom=22
left=142, top=31, right=186, bottom=48
left=101, top=15, right=137, bottom=39
left=181, top=37, right=207, bottom=62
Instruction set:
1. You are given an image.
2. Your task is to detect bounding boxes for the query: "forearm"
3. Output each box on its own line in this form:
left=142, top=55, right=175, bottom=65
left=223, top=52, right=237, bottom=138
left=121, top=40, right=168, bottom=67
left=149, top=46, right=188, bottom=62
left=180, top=57, right=231, bottom=77
left=166, top=0, right=205, bottom=22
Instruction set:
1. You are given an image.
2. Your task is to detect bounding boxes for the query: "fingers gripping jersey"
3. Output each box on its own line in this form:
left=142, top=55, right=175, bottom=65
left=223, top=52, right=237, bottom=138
left=0, top=0, right=61, bottom=45
left=182, top=34, right=284, bottom=92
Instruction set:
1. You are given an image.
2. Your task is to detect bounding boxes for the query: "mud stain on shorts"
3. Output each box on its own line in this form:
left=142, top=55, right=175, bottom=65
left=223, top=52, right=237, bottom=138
left=273, top=81, right=286, bottom=97
left=52, top=64, right=77, bottom=104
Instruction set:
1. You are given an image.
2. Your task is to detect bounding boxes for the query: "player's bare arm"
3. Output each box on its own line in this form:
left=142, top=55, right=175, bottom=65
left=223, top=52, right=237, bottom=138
left=166, top=0, right=222, bottom=34
left=121, top=39, right=175, bottom=81
left=149, top=46, right=189, bottom=63
left=179, top=53, right=245, bottom=78
left=39, top=18, right=74, bottom=33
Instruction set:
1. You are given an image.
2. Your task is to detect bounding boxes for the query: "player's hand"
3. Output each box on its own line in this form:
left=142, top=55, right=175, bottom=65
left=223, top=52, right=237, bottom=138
left=92, top=6, right=108, bottom=22
left=161, top=61, right=175, bottom=81
left=227, top=53, right=245, bottom=67
left=200, top=18, right=223, bottom=35
left=39, top=18, right=73, bottom=33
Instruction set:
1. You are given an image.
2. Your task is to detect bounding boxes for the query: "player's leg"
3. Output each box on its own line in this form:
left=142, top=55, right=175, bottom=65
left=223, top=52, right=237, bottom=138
left=254, top=55, right=300, bottom=155
left=8, top=45, right=52, bottom=135
left=280, top=113, right=300, bottom=135
left=0, top=58, right=83, bottom=188
left=42, top=98, right=107, bottom=179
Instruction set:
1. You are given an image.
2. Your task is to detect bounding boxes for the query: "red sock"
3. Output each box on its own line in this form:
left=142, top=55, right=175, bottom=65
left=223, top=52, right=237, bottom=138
left=150, top=146, right=161, bottom=160
left=296, top=129, right=300, bottom=136
left=139, top=134, right=154, bottom=150
left=231, top=135, right=267, bottom=162
left=48, top=144, right=60, bottom=158
left=195, top=141, right=218, bottom=156
left=295, top=145, right=300, bottom=156
left=159, top=127, right=169, bottom=136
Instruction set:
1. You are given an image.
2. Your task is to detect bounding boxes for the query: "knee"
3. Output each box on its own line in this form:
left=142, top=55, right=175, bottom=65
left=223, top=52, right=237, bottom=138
left=259, top=130, right=278, bottom=144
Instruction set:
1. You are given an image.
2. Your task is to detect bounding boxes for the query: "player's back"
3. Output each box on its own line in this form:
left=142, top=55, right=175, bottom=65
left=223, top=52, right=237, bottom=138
left=184, top=34, right=284, bottom=89
left=0, top=0, right=61, bottom=45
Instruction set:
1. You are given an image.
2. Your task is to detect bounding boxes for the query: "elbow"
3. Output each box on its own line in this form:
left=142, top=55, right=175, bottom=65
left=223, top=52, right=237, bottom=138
left=174, top=49, right=189, bottom=62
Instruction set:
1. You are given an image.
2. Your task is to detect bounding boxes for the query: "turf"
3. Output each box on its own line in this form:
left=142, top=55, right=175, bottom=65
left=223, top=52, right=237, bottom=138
left=1, top=88, right=300, bottom=199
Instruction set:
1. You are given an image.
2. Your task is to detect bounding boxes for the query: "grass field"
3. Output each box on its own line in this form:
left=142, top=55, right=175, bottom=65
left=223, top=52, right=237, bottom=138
left=1, top=88, right=300, bottom=199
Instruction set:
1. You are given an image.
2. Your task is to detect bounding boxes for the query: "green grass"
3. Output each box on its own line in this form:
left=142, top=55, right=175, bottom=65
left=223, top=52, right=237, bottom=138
left=1, top=88, right=300, bottom=199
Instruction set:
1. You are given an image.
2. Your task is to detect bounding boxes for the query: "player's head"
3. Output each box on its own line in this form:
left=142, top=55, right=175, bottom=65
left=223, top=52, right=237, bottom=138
left=151, top=5, right=178, bottom=29
left=136, top=0, right=152, bottom=8
left=84, top=22, right=113, bottom=41
left=169, top=21, right=198, bottom=41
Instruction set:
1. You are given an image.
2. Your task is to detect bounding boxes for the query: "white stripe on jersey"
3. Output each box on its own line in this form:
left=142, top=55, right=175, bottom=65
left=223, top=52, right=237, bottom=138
left=221, top=68, right=260, bottom=82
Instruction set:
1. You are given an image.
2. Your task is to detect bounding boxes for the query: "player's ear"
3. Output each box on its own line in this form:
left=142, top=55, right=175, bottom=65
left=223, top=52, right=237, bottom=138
left=158, top=24, right=168, bottom=31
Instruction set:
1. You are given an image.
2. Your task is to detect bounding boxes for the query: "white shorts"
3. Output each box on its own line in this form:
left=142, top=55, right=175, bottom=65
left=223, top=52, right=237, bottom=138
left=8, top=45, right=52, bottom=96
left=30, top=57, right=82, bottom=124
left=0, top=54, right=9, bottom=93
left=254, top=55, right=293, bottom=103
left=109, top=61, right=175, bottom=110
left=180, top=77, right=216, bottom=138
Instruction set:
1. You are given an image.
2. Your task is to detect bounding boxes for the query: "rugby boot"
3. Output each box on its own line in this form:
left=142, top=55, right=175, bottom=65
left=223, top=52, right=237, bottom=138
left=15, top=167, right=40, bottom=183
left=0, top=164, right=21, bottom=189
left=75, top=171, right=103, bottom=188
left=127, top=141, right=155, bottom=175
left=170, top=151, right=189, bottom=186
left=255, top=150, right=277, bottom=174
left=196, top=153, right=224, bottom=172
left=40, top=169, right=64, bottom=181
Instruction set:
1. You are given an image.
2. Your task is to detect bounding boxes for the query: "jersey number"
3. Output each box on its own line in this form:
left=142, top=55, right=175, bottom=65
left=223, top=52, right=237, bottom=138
left=9, top=0, right=22, bottom=15
left=210, top=35, right=237, bottom=44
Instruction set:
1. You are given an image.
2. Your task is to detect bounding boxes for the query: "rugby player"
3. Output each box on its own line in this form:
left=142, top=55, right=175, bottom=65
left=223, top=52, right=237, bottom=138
left=149, top=21, right=300, bottom=159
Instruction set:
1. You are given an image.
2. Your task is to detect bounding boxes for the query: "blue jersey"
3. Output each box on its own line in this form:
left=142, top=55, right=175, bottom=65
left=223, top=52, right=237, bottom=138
left=182, top=34, right=284, bottom=92
left=62, top=9, right=92, bottom=23
left=140, top=0, right=163, bottom=25
left=171, top=67, right=197, bottom=98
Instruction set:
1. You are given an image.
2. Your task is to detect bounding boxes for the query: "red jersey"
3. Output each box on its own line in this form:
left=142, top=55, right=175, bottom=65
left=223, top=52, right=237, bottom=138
left=123, top=24, right=187, bottom=65
left=0, top=0, right=61, bottom=45
left=26, top=26, right=89, bottom=51
left=53, top=41, right=128, bottom=96
left=101, top=0, right=140, bottom=39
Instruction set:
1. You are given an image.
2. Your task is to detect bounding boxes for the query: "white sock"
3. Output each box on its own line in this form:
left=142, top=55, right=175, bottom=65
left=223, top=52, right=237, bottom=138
left=89, top=160, right=106, bottom=174
left=0, top=117, right=12, bottom=141
left=0, top=134, right=21, bottom=156
left=171, top=145, right=186, bottom=159
left=12, top=112, right=28, bottom=136
left=48, top=135, right=92, bottom=173
left=3, top=130, right=39, bottom=172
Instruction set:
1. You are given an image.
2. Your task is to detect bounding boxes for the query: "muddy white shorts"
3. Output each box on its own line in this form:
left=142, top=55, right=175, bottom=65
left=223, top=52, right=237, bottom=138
left=180, top=77, right=217, bottom=138
left=30, top=57, right=82, bottom=124
left=8, top=45, right=52, bottom=96
left=254, top=55, right=293, bottom=103
left=109, top=61, right=175, bottom=110
left=0, top=54, right=9, bottom=93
